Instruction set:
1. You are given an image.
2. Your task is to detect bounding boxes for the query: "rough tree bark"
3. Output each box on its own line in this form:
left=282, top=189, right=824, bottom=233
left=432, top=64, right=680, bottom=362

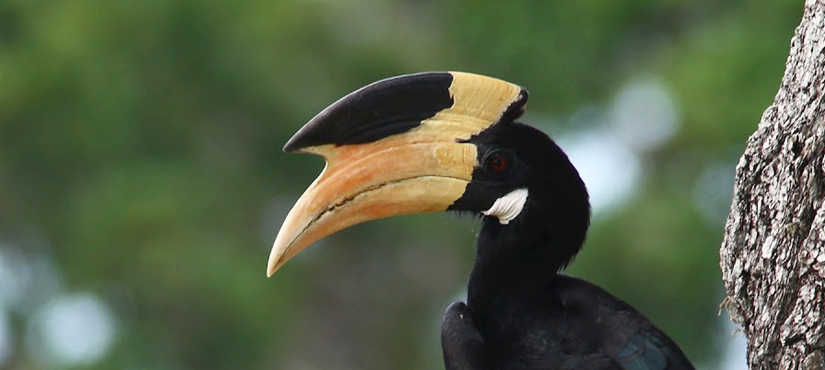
left=721, top=1, right=825, bottom=370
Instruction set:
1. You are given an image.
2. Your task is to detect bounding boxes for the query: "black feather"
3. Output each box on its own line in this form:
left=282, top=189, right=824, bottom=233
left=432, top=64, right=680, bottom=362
left=442, top=121, right=695, bottom=370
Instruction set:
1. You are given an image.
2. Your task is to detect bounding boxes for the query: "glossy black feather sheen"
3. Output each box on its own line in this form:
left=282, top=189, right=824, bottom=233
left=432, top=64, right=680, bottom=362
left=443, top=121, right=695, bottom=370
left=283, top=72, right=453, bottom=152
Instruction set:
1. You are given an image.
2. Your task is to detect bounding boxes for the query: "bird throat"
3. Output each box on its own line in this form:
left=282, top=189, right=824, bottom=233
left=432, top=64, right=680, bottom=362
left=466, top=211, right=584, bottom=335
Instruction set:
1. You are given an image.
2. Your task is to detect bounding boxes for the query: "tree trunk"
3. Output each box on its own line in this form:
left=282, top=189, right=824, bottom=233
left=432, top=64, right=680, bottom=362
left=721, top=1, right=825, bottom=369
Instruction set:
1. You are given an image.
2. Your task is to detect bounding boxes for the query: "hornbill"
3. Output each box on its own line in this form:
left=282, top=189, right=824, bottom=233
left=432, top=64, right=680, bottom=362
left=267, top=72, right=696, bottom=370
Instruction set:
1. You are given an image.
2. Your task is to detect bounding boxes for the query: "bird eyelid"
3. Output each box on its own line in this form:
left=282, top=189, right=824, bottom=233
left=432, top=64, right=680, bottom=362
left=481, top=149, right=517, bottom=176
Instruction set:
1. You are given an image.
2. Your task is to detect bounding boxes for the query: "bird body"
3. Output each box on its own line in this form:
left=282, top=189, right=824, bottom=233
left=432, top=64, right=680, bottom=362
left=267, top=72, right=696, bottom=370
left=444, top=275, right=694, bottom=370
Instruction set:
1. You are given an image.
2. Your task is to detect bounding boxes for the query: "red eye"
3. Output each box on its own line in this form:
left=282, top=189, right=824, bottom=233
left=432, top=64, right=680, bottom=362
left=488, top=153, right=508, bottom=173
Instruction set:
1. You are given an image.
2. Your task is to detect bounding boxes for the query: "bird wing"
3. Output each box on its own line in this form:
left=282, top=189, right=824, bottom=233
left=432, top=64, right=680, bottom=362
left=556, top=276, right=696, bottom=370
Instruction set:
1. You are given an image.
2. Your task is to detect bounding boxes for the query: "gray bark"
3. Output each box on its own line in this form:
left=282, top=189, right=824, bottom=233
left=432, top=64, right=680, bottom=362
left=721, top=1, right=825, bottom=369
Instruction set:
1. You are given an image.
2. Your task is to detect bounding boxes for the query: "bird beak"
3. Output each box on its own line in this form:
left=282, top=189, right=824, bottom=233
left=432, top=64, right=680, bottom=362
left=267, top=141, right=478, bottom=276
left=267, top=72, right=527, bottom=277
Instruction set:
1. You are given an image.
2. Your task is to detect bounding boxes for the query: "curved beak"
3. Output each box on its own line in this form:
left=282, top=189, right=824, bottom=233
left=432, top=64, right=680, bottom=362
left=267, top=141, right=477, bottom=276
left=267, top=72, right=527, bottom=276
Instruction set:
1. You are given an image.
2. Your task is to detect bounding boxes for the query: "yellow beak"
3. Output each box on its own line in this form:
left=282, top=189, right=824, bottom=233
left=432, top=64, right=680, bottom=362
left=267, top=141, right=478, bottom=276
left=267, top=72, right=527, bottom=276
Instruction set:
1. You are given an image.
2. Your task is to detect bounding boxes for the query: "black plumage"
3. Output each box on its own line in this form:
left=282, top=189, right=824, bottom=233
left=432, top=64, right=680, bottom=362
left=268, top=72, right=696, bottom=370
left=441, top=122, right=695, bottom=370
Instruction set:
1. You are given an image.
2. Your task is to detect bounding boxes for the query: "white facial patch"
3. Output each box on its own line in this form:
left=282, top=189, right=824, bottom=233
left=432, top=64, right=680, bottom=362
left=482, top=188, right=529, bottom=225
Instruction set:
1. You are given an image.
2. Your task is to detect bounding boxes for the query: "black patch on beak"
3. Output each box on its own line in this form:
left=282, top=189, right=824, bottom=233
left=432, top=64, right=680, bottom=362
left=284, top=72, right=454, bottom=152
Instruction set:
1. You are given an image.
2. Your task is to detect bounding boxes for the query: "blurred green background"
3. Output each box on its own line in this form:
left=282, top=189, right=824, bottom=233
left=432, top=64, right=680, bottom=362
left=0, top=0, right=802, bottom=369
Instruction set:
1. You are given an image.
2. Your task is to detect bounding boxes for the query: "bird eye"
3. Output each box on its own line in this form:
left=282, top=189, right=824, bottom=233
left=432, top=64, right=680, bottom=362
left=487, top=152, right=509, bottom=173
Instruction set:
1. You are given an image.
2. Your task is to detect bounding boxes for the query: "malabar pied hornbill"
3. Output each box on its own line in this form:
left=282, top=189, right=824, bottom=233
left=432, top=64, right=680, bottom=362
left=267, top=72, right=696, bottom=370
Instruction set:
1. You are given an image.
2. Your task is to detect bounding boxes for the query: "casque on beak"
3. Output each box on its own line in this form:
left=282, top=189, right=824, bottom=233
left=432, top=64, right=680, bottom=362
left=267, top=72, right=527, bottom=276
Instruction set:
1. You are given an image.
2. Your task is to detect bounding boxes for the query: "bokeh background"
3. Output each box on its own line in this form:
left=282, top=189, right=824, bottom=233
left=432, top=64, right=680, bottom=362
left=0, top=0, right=804, bottom=369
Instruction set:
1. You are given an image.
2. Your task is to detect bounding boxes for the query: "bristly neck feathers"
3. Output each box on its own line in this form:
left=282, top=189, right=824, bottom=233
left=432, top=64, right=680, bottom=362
left=467, top=203, right=588, bottom=306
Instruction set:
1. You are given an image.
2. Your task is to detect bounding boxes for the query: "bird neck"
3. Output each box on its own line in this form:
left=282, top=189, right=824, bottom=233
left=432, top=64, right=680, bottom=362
left=468, top=220, right=560, bottom=304
left=466, top=205, right=588, bottom=327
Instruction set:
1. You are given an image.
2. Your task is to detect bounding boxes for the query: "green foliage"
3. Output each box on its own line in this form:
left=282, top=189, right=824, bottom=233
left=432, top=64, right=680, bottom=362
left=0, top=0, right=802, bottom=369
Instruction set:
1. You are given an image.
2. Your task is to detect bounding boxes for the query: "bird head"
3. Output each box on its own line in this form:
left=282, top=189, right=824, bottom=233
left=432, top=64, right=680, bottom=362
left=267, top=72, right=589, bottom=277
